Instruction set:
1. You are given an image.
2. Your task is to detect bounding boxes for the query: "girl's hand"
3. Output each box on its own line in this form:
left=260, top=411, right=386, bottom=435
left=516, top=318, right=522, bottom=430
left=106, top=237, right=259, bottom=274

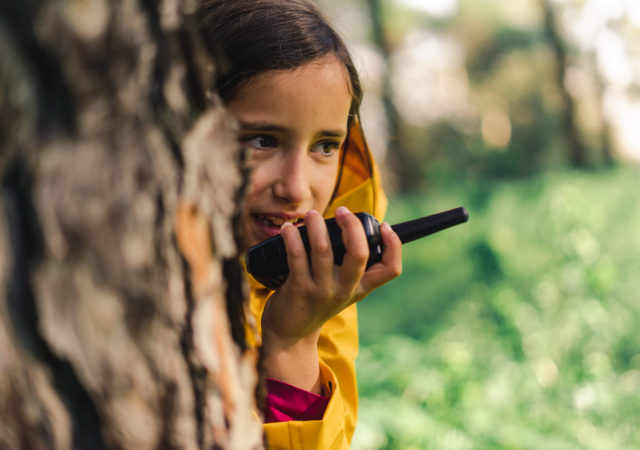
left=260, top=206, right=402, bottom=394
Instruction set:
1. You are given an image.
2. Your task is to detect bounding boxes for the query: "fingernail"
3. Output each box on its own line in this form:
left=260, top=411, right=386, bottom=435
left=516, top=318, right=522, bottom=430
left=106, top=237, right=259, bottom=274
left=306, top=210, right=319, bottom=216
left=281, top=222, right=293, bottom=229
left=382, top=222, right=392, bottom=232
left=336, top=206, right=349, bottom=216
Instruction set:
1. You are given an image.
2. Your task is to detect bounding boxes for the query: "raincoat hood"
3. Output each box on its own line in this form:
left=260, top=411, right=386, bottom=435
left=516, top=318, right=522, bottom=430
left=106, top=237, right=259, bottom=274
left=324, top=116, right=387, bottom=222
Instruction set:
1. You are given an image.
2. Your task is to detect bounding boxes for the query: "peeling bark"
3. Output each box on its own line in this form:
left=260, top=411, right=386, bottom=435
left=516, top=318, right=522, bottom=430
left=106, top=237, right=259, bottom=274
left=0, top=0, right=263, bottom=449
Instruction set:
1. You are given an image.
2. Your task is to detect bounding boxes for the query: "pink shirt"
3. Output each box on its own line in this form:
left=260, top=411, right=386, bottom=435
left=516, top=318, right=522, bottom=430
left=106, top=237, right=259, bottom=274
left=264, top=378, right=329, bottom=423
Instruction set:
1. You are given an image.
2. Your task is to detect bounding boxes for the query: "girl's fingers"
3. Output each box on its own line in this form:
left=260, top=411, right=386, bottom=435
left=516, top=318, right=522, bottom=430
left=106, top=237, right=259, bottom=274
left=305, top=210, right=334, bottom=287
left=334, top=207, right=369, bottom=287
left=280, top=222, right=312, bottom=285
left=360, top=222, right=402, bottom=294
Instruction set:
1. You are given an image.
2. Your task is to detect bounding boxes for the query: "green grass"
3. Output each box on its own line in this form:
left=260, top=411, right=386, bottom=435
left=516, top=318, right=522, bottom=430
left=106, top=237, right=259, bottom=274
left=353, top=169, right=640, bottom=450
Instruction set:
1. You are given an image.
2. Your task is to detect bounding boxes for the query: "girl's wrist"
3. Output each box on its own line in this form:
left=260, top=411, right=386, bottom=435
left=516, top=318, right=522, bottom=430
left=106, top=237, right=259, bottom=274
left=261, top=328, right=322, bottom=395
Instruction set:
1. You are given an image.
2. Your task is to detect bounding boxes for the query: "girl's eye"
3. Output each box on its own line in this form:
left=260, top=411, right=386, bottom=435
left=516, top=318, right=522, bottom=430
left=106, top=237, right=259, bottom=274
left=311, top=141, right=340, bottom=156
left=245, top=136, right=277, bottom=149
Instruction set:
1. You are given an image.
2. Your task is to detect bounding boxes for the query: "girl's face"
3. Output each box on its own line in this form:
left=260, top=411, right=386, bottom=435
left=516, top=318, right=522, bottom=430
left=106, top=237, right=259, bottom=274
left=226, top=57, right=352, bottom=249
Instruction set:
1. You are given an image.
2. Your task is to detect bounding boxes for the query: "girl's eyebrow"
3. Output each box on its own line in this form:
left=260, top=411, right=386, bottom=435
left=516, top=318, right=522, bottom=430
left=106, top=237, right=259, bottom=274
left=318, top=129, right=347, bottom=138
left=238, top=120, right=346, bottom=139
left=238, top=120, right=289, bottom=133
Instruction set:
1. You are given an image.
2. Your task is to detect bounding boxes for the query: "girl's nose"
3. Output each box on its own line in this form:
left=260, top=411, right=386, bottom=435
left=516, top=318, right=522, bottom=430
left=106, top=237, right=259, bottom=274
left=273, top=151, right=311, bottom=206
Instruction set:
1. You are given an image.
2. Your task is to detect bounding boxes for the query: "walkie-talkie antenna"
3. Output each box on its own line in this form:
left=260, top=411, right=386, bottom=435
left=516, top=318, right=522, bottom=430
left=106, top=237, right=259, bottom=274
left=391, top=207, right=469, bottom=244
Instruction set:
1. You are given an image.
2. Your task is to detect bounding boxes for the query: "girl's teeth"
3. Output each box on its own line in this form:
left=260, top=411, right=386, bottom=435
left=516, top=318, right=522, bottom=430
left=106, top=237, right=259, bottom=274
left=257, top=215, right=304, bottom=228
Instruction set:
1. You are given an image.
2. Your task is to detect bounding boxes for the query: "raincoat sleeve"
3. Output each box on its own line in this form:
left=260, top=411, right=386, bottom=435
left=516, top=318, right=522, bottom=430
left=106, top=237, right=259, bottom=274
left=263, top=304, right=359, bottom=450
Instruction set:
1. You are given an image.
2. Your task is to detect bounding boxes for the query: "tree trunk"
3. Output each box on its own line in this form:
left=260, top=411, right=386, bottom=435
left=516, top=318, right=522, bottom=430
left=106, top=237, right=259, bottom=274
left=588, top=52, right=615, bottom=167
left=365, top=0, right=417, bottom=193
left=541, top=0, right=589, bottom=168
left=0, top=0, right=263, bottom=449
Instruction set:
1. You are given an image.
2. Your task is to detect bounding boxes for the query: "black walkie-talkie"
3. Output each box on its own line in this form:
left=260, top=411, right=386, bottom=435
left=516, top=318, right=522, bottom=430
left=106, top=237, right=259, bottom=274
left=245, top=207, right=469, bottom=289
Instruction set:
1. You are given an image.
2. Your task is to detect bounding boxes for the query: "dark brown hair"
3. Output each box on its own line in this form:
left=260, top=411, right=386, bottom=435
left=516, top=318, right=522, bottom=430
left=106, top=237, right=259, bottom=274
left=199, top=0, right=363, bottom=121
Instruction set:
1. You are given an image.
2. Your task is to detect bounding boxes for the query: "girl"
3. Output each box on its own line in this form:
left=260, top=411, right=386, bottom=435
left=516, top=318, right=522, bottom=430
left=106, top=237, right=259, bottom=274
left=201, top=1, right=403, bottom=447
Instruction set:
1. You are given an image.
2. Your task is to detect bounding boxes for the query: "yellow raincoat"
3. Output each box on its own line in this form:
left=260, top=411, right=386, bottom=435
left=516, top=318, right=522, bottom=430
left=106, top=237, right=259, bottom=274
left=245, top=118, right=387, bottom=449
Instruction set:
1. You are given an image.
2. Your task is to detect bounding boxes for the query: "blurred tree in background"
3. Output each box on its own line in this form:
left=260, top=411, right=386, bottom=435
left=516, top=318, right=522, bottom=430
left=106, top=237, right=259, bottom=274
left=318, top=0, right=640, bottom=190
left=315, top=0, right=640, bottom=448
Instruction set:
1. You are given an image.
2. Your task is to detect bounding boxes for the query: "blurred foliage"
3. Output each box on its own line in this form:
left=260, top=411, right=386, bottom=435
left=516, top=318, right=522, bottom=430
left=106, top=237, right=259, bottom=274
left=313, top=0, right=640, bottom=446
left=352, top=169, right=640, bottom=449
left=318, top=0, right=638, bottom=191
left=391, top=0, right=581, bottom=189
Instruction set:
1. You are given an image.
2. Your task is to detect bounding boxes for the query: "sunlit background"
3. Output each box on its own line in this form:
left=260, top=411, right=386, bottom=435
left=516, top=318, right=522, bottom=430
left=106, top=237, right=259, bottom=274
left=314, top=0, right=640, bottom=448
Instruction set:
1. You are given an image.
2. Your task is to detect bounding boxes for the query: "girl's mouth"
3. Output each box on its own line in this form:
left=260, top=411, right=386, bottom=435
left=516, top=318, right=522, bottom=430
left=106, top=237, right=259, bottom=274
left=251, top=214, right=305, bottom=239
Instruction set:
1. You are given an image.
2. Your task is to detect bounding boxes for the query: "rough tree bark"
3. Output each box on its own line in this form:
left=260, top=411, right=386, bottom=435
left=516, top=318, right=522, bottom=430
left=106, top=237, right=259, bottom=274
left=0, top=0, right=263, bottom=449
